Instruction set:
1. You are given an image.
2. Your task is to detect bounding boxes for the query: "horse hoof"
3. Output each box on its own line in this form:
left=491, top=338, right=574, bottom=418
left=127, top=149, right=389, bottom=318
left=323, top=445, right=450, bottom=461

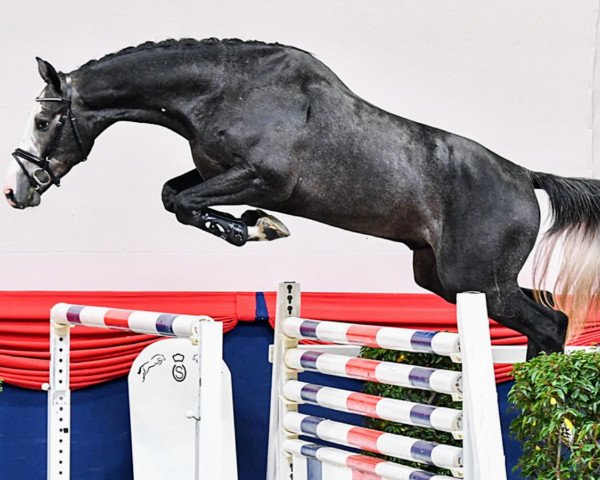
left=247, top=210, right=290, bottom=241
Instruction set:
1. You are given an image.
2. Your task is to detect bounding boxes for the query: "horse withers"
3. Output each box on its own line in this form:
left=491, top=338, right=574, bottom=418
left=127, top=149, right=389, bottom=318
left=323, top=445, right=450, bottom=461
left=6, top=38, right=600, bottom=358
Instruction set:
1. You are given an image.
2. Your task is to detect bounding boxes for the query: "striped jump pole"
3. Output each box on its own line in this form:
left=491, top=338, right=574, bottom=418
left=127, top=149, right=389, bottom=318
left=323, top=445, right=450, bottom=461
left=50, top=303, right=213, bottom=337
left=284, top=412, right=463, bottom=469
left=284, top=349, right=463, bottom=397
left=283, top=380, right=462, bottom=433
left=283, top=316, right=461, bottom=359
left=267, top=282, right=507, bottom=480
left=284, top=439, right=461, bottom=480
left=46, top=304, right=223, bottom=480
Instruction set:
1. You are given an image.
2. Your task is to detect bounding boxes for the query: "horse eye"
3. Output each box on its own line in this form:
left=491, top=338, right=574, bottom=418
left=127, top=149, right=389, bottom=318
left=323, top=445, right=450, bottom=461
left=36, top=120, right=50, bottom=131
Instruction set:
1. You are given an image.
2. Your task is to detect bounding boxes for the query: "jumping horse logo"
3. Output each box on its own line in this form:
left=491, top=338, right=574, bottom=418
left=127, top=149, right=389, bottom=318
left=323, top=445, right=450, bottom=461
left=137, top=354, right=166, bottom=382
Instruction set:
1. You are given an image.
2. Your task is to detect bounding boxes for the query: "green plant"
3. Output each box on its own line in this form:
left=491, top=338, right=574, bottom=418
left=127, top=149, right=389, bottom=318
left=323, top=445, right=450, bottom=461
left=509, top=350, right=600, bottom=479
left=360, top=347, right=462, bottom=475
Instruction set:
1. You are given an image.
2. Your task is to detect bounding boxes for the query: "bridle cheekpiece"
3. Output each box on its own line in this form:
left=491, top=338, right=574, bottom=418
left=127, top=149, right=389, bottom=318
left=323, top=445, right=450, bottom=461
left=12, top=74, right=87, bottom=191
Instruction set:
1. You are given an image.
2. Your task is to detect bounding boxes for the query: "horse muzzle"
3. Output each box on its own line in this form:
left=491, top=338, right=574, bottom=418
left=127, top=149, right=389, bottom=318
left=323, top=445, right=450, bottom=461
left=4, top=185, right=41, bottom=209
left=5, top=151, right=54, bottom=209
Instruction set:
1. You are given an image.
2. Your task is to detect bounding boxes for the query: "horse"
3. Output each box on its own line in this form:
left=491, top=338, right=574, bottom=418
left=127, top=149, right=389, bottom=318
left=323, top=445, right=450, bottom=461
left=5, top=38, right=600, bottom=359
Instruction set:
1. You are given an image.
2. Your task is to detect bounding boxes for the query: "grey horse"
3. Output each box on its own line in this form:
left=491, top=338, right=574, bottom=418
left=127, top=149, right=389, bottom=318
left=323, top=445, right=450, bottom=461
left=6, top=39, right=600, bottom=358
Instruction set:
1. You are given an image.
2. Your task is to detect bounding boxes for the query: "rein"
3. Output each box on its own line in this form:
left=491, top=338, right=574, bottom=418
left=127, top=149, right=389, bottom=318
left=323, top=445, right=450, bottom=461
left=12, top=74, right=86, bottom=191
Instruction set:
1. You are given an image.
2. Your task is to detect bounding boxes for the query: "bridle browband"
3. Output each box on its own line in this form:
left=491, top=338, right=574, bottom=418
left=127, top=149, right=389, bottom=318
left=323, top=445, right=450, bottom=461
left=12, top=74, right=87, bottom=191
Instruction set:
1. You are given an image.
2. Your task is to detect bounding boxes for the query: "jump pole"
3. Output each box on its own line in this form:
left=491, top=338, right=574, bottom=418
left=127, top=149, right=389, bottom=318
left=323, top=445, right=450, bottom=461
left=46, top=304, right=223, bottom=480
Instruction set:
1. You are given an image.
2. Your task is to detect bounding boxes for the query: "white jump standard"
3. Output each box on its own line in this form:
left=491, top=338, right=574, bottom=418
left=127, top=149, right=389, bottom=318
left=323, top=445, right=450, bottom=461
left=46, top=303, right=226, bottom=480
left=267, top=282, right=506, bottom=480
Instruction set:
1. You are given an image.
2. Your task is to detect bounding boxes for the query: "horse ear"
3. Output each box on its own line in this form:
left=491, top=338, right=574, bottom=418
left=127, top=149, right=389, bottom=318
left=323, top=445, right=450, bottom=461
left=36, top=57, right=61, bottom=91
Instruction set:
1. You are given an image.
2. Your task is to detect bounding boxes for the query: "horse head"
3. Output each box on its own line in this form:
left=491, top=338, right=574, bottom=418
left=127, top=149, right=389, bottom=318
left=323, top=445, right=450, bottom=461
left=4, top=58, right=90, bottom=209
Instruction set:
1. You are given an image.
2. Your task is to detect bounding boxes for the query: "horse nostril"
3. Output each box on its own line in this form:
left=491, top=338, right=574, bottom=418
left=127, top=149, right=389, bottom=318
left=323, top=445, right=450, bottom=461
left=4, top=188, right=17, bottom=204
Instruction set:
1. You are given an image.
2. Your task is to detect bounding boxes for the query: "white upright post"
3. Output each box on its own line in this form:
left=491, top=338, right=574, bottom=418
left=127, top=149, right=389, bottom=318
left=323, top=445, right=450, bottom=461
left=196, top=320, right=224, bottom=479
left=47, top=319, right=71, bottom=480
left=266, top=282, right=301, bottom=480
left=457, top=292, right=507, bottom=480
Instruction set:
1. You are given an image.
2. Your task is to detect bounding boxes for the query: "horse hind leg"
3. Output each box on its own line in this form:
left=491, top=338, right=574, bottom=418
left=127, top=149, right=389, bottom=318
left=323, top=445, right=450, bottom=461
left=411, top=247, right=564, bottom=358
left=433, top=210, right=567, bottom=358
left=487, top=288, right=567, bottom=359
left=435, top=258, right=567, bottom=358
left=439, top=267, right=567, bottom=357
left=412, top=246, right=448, bottom=298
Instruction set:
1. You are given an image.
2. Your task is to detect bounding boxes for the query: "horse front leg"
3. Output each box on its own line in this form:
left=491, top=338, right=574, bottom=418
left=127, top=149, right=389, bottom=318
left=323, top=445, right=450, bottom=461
left=167, top=167, right=290, bottom=246
left=162, top=169, right=203, bottom=213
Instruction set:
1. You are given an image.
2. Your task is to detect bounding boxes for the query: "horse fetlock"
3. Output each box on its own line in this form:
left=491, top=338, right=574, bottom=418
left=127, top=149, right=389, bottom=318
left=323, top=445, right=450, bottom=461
left=199, top=211, right=248, bottom=246
left=245, top=210, right=291, bottom=241
left=528, top=316, right=567, bottom=359
left=526, top=335, right=564, bottom=359
left=555, top=312, right=569, bottom=342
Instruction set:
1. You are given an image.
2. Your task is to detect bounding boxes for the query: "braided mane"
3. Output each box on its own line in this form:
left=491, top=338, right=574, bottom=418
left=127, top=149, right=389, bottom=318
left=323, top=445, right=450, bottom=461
left=78, top=38, right=311, bottom=70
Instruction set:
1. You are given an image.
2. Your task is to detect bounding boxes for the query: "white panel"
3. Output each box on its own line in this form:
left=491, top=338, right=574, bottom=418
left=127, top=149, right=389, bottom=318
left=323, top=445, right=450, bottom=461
left=128, top=338, right=237, bottom=480
left=197, top=322, right=225, bottom=479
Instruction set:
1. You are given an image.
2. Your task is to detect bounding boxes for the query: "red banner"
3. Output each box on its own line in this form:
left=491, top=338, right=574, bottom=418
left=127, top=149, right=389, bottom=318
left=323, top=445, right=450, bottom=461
left=0, top=291, right=598, bottom=389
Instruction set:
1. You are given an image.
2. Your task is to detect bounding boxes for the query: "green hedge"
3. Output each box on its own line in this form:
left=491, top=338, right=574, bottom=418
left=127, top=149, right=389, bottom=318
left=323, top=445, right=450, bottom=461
left=509, top=350, right=600, bottom=479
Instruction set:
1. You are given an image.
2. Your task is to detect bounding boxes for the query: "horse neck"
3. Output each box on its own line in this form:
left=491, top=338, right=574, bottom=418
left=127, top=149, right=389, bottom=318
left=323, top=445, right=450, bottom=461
left=71, top=51, right=220, bottom=141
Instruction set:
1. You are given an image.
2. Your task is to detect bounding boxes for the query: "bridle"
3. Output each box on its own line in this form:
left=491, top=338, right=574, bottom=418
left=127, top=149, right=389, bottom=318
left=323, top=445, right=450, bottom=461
left=11, top=74, right=86, bottom=191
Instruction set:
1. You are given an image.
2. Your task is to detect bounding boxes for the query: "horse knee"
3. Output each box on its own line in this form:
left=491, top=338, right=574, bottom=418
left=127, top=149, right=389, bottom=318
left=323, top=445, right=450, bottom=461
left=161, top=182, right=177, bottom=213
